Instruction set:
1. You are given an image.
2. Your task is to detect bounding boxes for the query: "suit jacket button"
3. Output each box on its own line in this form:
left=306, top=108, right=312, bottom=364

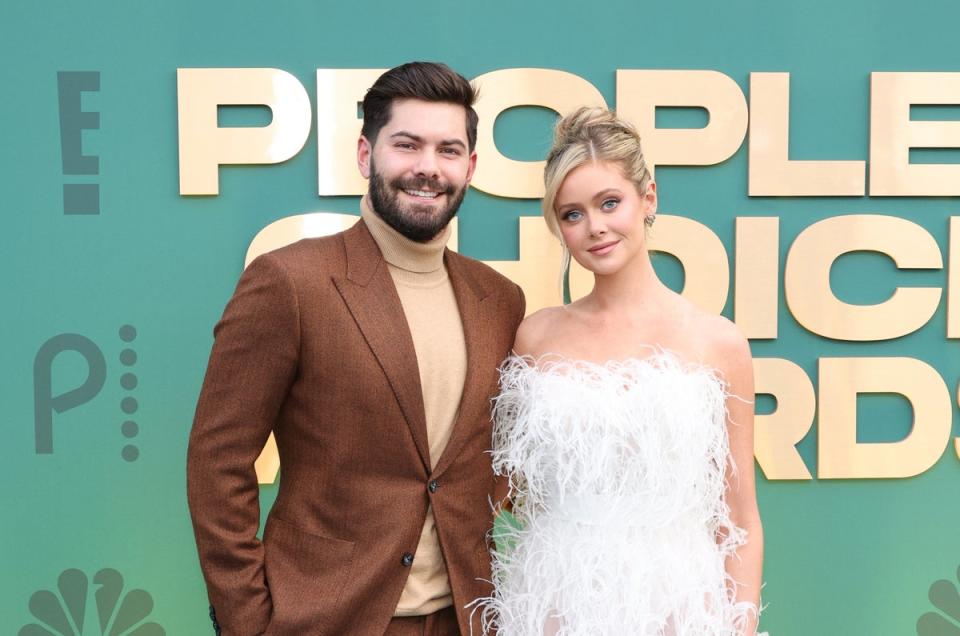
left=401, top=552, right=414, bottom=567
left=428, top=479, right=439, bottom=493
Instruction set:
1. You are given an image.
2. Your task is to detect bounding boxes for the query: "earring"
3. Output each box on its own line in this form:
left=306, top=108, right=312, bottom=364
left=644, top=214, right=656, bottom=227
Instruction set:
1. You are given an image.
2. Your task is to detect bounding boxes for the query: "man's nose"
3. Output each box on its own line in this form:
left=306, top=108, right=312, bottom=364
left=413, top=150, right=440, bottom=178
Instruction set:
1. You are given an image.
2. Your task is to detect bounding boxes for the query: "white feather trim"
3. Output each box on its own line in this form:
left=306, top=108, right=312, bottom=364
left=472, top=352, right=766, bottom=636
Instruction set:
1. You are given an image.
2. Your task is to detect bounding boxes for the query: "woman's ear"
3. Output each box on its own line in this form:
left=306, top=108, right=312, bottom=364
left=644, top=180, right=658, bottom=214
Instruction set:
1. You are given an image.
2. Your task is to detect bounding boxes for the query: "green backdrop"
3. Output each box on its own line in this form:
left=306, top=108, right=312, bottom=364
left=3, top=0, right=959, bottom=633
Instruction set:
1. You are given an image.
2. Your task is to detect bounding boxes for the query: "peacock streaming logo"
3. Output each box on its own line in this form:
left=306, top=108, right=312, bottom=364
left=33, top=325, right=142, bottom=462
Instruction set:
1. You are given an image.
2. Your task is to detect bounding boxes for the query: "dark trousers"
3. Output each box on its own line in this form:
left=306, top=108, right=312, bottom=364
left=384, top=606, right=460, bottom=636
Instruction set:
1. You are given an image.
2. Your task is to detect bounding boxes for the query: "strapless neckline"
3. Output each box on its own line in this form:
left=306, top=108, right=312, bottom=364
left=501, top=348, right=727, bottom=393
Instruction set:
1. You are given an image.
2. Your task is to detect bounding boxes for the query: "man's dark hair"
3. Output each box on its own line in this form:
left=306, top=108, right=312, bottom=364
left=361, top=61, right=478, bottom=151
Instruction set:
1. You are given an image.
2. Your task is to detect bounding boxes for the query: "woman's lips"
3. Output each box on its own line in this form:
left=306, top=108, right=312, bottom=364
left=587, top=240, right=620, bottom=255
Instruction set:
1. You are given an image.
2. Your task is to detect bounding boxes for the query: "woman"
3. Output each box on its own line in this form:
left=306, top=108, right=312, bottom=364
left=476, top=107, right=765, bottom=635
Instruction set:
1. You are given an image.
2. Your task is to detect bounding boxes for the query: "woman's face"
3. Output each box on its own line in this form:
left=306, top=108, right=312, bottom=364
left=554, top=161, right=656, bottom=276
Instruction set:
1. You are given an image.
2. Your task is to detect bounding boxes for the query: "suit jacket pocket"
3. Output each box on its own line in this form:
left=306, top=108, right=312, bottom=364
left=263, top=515, right=356, bottom=636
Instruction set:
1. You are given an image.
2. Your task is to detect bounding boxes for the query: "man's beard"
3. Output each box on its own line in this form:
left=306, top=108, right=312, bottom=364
left=368, top=160, right=467, bottom=243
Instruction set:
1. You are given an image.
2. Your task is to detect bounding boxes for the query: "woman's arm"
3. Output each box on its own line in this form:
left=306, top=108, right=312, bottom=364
left=713, top=320, right=764, bottom=635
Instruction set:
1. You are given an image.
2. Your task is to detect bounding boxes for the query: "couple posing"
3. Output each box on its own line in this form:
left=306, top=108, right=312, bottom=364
left=187, top=62, right=764, bottom=635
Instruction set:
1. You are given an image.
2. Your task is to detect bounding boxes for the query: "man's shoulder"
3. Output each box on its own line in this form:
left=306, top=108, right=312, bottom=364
left=254, top=229, right=350, bottom=275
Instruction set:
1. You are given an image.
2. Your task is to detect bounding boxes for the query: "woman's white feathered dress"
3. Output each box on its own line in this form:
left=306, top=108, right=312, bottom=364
left=474, top=353, right=763, bottom=636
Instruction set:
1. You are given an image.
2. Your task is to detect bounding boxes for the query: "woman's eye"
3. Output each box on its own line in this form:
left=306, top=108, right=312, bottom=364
left=562, top=210, right=583, bottom=222
left=601, top=198, right=619, bottom=210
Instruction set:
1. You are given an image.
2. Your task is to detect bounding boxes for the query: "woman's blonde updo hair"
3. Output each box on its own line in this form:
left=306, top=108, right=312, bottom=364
left=543, top=106, right=652, bottom=242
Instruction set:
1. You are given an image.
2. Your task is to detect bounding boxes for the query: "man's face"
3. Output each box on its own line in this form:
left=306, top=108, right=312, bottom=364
left=358, top=98, right=477, bottom=242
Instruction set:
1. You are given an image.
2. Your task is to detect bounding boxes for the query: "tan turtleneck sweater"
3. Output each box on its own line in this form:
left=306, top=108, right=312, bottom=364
left=360, top=198, right=468, bottom=617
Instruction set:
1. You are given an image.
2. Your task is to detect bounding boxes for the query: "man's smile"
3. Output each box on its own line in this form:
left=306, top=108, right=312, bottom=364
left=403, top=189, right=442, bottom=200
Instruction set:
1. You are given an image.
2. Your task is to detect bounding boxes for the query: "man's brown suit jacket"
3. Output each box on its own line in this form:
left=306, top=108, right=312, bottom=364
left=187, top=219, right=525, bottom=636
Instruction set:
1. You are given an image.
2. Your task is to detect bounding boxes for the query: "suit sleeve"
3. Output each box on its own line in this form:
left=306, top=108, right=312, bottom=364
left=187, top=252, right=301, bottom=635
left=514, top=283, right=526, bottom=327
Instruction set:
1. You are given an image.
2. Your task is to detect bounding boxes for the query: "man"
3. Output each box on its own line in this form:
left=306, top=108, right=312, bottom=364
left=187, top=62, right=525, bottom=636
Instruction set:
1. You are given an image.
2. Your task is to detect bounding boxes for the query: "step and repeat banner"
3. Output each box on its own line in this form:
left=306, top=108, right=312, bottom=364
left=3, top=0, right=960, bottom=634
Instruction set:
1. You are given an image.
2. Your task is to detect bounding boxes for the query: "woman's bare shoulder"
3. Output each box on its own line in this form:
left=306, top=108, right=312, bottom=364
left=513, top=305, right=574, bottom=358
left=657, top=291, right=750, bottom=371
left=692, top=310, right=752, bottom=389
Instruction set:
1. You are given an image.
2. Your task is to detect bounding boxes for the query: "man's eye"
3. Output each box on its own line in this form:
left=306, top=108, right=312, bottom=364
left=440, top=147, right=461, bottom=155
left=601, top=198, right=619, bottom=210
left=396, top=142, right=415, bottom=150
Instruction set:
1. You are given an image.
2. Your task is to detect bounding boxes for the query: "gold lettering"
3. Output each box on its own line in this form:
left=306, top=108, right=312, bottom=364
left=484, top=217, right=563, bottom=315
left=470, top=68, right=606, bottom=198
left=949, top=217, right=960, bottom=338
left=616, top=70, right=747, bottom=175
left=818, top=357, right=951, bottom=478
left=177, top=68, right=312, bottom=195
left=316, top=69, right=386, bottom=196
left=735, top=217, right=779, bottom=338
left=870, top=72, right=960, bottom=196
left=784, top=215, right=941, bottom=340
left=753, top=358, right=815, bottom=480
left=748, top=73, right=865, bottom=196
left=648, top=215, right=729, bottom=314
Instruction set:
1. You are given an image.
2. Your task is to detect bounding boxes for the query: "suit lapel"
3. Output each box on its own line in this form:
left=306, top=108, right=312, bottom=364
left=333, top=221, right=431, bottom=472
left=433, top=251, right=501, bottom=478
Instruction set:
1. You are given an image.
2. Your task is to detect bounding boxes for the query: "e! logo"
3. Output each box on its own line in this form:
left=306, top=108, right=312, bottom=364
left=57, top=71, right=100, bottom=215
left=33, top=326, right=141, bottom=461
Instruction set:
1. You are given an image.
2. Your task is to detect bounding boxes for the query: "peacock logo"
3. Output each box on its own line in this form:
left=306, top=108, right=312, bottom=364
left=18, top=568, right=164, bottom=636
left=917, top=565, right=960, bottom=635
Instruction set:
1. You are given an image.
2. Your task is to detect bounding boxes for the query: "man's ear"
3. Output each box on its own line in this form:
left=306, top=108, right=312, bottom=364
left=465, top=149, right=478, bottom=184
left=357, top=135, right=373, bottom=179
